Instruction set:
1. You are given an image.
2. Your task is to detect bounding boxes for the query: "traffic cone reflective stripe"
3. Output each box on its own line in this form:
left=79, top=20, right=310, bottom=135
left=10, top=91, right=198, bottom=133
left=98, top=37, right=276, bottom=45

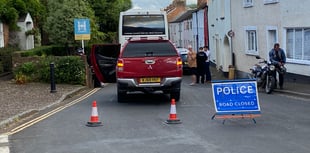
left=165, top=99, right=181, bottom=124
left=90, top=102, right=99, bottom=121
left=86, top=101, right=102, bottom=127
left=169, top=103, right=177, bottom=120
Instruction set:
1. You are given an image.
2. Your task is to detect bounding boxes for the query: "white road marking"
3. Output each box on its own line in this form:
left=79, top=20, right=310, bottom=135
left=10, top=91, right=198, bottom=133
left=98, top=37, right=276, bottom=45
left=0, top=134, right=9, bottom=153
left=6, top=88, right=100, bottom=135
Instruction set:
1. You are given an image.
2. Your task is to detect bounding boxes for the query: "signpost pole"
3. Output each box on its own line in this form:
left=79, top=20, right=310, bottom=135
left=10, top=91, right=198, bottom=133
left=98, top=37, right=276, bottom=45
left=81, top=40, right=85, bottom=54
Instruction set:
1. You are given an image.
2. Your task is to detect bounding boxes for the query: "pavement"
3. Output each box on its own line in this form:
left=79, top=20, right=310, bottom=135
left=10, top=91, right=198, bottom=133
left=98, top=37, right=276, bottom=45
left=210, top=66, right=310, bottom=100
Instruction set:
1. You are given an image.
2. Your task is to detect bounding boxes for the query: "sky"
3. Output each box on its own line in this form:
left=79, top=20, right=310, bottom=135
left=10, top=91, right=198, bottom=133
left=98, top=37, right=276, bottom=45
left=131, top=0, right=197, bottom=10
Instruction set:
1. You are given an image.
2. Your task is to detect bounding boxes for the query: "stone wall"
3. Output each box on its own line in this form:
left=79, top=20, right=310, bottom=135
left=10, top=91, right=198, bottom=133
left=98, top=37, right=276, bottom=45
left=11, top=52, right=42, bottom=70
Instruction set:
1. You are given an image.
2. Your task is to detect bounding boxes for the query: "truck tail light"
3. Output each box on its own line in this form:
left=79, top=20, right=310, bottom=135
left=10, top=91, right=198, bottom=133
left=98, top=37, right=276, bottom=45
left=177, top=57, right=182, bottom=70
left=117, top=59, right=124, bottom=71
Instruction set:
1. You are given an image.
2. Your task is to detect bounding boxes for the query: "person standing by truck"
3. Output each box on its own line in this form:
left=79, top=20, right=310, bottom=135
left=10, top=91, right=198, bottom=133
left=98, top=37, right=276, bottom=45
left=187, top=45, right=197, bottom=86
left=204, top=46, right=211, bottom=83
left=196, top=47, right=208, bottom=84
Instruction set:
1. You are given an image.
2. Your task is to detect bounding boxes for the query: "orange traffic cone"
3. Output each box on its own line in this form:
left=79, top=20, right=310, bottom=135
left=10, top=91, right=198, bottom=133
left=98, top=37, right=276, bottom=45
left=165, top=99, right=181, bottom=124
left=86, top=101, right=102, bottom=127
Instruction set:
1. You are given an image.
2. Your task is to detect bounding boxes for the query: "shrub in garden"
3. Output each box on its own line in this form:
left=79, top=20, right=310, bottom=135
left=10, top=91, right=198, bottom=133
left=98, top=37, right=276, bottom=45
left=14, top=56, right=85, bottom=85
left=13, top=62, right=38, bottom=83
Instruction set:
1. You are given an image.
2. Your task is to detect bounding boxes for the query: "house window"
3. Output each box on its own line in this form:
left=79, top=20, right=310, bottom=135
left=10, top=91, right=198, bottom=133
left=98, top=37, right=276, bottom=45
left=286, top=28, right=310, bottom=62
left=264, top=0, right=279, bottom=5
left=245, top=26, right=258, bottom=54
left=186, top=21, right=189, bottom=30
left=243, top=0, right=253, bottom=7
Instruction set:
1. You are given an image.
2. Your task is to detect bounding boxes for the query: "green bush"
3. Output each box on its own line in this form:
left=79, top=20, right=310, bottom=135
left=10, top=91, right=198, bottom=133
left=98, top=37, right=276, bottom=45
left=13, top=62, right=38, bottom=82
left=55, top=56, right=85, bottom=85
left=36, top=56, right=54, bottom=83
left=14, top=56, right=85, bottom=85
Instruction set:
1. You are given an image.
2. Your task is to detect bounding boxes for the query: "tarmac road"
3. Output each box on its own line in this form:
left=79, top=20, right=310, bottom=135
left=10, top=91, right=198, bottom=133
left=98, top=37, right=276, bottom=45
left=0, top=66, right=309, bottom=132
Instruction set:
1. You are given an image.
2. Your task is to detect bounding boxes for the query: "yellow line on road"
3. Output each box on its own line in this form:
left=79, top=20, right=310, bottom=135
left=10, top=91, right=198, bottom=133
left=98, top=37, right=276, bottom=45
left=6, top=88, right=101, bottom=135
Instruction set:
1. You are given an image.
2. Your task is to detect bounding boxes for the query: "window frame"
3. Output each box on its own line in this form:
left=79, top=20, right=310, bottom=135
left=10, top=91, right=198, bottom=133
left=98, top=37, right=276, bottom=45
left=285, top=28, right=310, bottom=65
left=264, top=0, right=279, bottom=5
left=243, top=0, right=253, bottom=8
left=244, top=26, right=258, bottom=55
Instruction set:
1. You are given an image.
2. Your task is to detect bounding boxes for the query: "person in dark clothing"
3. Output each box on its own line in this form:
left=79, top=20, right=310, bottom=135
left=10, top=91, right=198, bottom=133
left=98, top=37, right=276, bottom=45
left=269, top=43, right=286, bottom=89
left=196, top=47, right=208, bottom=84
left=203, top=46, right=211, bottom=83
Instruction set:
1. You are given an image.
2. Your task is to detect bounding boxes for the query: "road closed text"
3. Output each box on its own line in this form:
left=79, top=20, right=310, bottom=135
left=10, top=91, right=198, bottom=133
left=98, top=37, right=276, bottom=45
left=218, top=101, right=256, bottom=107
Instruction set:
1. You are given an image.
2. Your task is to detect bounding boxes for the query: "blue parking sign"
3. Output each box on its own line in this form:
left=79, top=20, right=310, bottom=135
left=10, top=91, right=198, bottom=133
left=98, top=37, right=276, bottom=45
left=74, top=19, right=90, bottom=40
left=212, top=79, right=261, bottom=114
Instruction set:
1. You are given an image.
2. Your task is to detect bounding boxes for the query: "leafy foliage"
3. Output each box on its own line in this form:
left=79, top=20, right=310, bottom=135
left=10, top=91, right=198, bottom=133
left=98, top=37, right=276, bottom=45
left=0, top=0, right=45, bottom=30
left=44, top=0, right=98, bottom=46
left=53, top=56, right=85, bottom=84
left=0, top=0, right=19, bottom=29
left=2, top=0, right=133, bottom=84
left=1, top=0, right=132, bottom=44
left=14, top=56, right=86, bottom=85
left=88, top=0, right=132, bottom=42
left=37, top=56, right=85, bottom=85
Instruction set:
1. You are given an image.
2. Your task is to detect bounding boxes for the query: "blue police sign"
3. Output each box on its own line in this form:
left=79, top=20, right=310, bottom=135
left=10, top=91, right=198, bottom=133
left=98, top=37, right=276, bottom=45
left=74, top=19, right=90, bottom=40
left=212, top=79, right=261, bottom=114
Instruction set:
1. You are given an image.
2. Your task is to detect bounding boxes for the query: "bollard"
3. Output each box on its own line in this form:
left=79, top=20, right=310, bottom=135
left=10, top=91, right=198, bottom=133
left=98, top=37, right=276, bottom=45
left=228, top=65, right=235, bottom=80
left=50, top=63, right=57, bottom=93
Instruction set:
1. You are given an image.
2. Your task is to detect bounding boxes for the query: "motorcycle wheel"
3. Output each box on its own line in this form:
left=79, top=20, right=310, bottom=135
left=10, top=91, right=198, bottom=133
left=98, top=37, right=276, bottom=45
left=265, top=76, right=276, bottom=94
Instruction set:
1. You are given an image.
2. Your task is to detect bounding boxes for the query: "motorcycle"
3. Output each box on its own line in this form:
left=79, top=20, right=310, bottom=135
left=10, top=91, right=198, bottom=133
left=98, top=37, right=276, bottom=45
left=248, top=56, right=277, bottom=94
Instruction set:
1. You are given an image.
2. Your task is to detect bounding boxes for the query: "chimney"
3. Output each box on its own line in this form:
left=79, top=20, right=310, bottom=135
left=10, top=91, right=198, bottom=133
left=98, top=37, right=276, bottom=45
left=197, top=0, right=208, bottom=8
left=173, top=0, right=186, bottom=8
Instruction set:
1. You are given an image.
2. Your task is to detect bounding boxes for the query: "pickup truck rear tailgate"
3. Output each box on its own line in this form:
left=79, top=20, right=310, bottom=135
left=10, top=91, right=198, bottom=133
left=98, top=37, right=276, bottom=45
left=117, top=56, right=182, bottom=78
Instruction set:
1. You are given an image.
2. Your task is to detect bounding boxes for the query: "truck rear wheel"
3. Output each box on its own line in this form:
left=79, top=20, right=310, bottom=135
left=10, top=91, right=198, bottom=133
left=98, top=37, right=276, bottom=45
left=117, top=85, right=127, bottom=103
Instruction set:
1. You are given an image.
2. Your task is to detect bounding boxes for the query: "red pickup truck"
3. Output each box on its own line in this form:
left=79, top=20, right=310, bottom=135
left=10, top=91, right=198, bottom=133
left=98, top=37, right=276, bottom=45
left=90, top=38, right=183, bottom=102
left=116, top=38, right=183, bottom=102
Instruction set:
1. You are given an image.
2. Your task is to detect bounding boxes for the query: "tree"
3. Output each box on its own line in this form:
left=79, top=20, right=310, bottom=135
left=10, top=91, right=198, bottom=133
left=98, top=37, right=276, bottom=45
left=88, top=0, right=131, bottom=42
left=24, top=0, right=46, bottom=27
left=0, top=0, right=45, bottom=32
left=44, top=0, right=99, bottom=46
left=0, top=0, right=19, bottom=29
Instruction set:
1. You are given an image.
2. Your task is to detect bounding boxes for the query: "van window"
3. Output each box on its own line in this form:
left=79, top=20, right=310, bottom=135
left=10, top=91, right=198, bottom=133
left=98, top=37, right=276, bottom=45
left=122, top=41, right=177, bottom=57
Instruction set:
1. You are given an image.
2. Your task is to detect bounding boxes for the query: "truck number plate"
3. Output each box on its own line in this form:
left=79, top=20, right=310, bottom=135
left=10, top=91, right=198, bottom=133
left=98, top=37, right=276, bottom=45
left=140, top=77, right=161, bottom=83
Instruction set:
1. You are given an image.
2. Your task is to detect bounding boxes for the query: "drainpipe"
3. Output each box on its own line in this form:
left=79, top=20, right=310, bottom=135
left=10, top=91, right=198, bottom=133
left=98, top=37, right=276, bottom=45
left=229, top=0, right=234, bottom=67
left=228, top=0, right=235, bottom=79
left=194, top=11, right=199, bottom=52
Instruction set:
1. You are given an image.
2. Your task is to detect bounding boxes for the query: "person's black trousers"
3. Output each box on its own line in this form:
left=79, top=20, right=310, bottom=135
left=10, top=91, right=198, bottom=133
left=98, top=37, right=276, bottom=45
left=205, top=62, right=211, bottom=82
